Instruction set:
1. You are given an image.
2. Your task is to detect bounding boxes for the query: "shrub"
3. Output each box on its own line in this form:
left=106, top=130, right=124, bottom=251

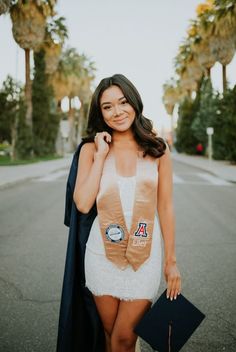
left=211, top=86, right=236, bottom=163
left=32, top=49, right=60, bottom=156
left=175, top=96, right=199, bottom=154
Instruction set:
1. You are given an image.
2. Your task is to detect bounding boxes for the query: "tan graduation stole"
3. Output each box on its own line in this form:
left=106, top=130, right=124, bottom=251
left=96, top=149, right=158, bottom=271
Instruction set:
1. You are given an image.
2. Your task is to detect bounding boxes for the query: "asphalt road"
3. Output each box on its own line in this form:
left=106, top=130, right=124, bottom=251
left=0, top=160, right=236, bottom=352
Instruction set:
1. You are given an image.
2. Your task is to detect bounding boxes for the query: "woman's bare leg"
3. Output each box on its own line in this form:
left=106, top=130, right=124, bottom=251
left=111, top=299, right=152, bottom=352
left=93, top=295, right=120, bottom=351
left=104, top=330, right=112, bottom=352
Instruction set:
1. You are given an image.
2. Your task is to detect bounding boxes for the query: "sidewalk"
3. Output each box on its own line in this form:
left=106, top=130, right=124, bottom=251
left=172, top=152, right=236, bottom=183
left=0, top=154, right=72, bottom=189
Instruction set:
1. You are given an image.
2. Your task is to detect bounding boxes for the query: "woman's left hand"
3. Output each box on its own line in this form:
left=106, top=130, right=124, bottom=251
left=164, top=262, right=181, bottom=300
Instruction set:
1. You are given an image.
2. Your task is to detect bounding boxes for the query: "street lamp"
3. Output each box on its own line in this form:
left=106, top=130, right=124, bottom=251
left=206, top=127, right=214, bottom=166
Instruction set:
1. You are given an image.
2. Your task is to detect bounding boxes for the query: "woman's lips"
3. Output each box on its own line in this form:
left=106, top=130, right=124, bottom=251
left=115, top=117, right=127, bottom=124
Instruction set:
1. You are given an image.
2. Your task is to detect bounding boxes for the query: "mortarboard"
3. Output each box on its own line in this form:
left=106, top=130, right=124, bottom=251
left=134, top=289, right=205, bottom=352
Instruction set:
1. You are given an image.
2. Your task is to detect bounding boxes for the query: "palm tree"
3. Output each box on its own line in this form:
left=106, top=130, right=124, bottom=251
left=174, top=39, right=203, bottom=98
left=10, top=0, right=55, bottom=128
left=196, top=0, right=236, bottom=91
left=50, top=48, right=96, bottom=149
left=49, top=58, right=69, bottom=106
left=66, top=52, right=95, bottom=146
left=163, top=82, right=179, bottom=114
left=175, top=41, right=193, bottom=76
left=186, top=59, right=203, bottom=83
left=72, top=54, right=95, bottom=138
left=43, top=16, right=68, bottom=74
left=162, top=80, right=181, bottom=144
left=185, top=25, right=204, bottom=83
left=0, top=0, right=10, bottom=15
left=212, top=0, right=236, bottom=90
left=50, top=48, right=80, bottom=106
left=188, top=19, right=216, bottom=78
left=10, top=1, right=46, bottom=128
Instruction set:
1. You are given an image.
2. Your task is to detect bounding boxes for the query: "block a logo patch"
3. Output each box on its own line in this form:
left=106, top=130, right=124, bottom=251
left=134, top=222, right=148, bottom=237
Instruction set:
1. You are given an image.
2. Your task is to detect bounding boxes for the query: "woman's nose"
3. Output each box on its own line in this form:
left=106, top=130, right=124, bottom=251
left=113, top=105, right=122, bottom=116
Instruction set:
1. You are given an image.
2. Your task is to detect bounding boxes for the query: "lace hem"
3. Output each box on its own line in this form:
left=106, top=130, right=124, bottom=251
left=85, top=283, right=153, bottom=303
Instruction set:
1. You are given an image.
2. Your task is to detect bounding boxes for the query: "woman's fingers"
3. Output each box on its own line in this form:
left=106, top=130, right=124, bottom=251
left=167, top=275, right=181, bottom=300
left=166, top=279, right=172, bottom=299
left=94, top=132, right=112, bottom=156
left=104, top=132, right=112, bottom=143
left=167, top=277, right=176, bottom=300
left=172, top=276, right=181, bottom=300
left=95, top=132, right=112, bottom=143
left=176, top=276, right=181, bottom=297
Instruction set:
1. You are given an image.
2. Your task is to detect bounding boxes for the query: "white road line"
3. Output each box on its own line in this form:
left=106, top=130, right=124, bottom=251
left=35, top=170, right=232, bottom=185
left=35, top=170, right=68, bottom=182
left=173, top=172, right=232, bottom=186
left=197, top=173, right=231, bottom=186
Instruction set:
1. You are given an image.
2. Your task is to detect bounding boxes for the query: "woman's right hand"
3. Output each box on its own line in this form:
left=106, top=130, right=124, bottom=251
left=94, top=131, right=112, bottom=158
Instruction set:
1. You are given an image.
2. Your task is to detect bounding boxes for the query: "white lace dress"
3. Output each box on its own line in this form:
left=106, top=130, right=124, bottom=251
left=84, top=175, right=162, bottom=303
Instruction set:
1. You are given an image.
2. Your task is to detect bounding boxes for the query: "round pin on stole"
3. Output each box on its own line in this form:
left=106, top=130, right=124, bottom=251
left=105, top=224, right=124, bottom=242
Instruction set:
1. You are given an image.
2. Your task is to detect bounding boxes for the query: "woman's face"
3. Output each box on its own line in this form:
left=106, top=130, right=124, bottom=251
left=100, top=85, right=136, bottom=132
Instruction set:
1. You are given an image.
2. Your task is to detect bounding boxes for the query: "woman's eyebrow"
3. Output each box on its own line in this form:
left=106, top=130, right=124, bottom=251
left=101, top=96, right=125, bottom=106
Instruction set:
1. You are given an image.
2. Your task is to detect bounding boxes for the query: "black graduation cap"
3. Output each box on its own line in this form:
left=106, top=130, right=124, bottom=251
left=134, top=289, right=205, bottom=352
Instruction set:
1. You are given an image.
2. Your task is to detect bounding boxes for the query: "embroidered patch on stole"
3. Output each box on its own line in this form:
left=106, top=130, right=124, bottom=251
left=134, top=222, right=148, bottom=237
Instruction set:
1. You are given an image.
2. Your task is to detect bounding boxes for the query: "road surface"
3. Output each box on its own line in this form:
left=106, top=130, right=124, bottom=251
left=0, top=161, right=235, bottom=351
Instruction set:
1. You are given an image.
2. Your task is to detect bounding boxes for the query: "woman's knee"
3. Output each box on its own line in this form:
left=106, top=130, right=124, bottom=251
left=111, top=329, right=137, bottom=351
left=104, top=326, right=112, bottom=337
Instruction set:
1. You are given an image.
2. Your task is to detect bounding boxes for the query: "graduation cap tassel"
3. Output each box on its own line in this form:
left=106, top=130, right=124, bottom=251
left=168, top=320, right=173, bottom=352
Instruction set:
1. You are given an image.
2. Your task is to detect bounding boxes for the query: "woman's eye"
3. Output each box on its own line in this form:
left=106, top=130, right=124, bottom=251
left=104, top=106, right=111, bottom=110
left=121, top=100, right=127, bottom=105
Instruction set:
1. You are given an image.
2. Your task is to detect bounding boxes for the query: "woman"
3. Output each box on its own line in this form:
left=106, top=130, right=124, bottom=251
left=73, top=73, right=181, bottom=352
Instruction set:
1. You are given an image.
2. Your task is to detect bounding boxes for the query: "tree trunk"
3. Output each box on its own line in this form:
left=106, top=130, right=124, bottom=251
left=222, top=64, right=227, bottom=92
left=78, top=102, right=84, bottom=141
left=170, top=111, right=175, bottom=151
left=196, top=79, right=202, bottom=93
left=187, top=89, right=191, bottom=98
left=206, top=67, right=211, bottom=78
left=25, top=48, right=33, bottom=129
left=57, top=99, right=62, bottom=112
left=11, top=117, right=18, bottom=161
left=68, top=97, right=76, bottom=152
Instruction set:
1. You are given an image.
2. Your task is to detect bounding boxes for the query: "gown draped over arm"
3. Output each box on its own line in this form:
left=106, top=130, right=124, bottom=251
left=56, top=141, right=106, bottom=352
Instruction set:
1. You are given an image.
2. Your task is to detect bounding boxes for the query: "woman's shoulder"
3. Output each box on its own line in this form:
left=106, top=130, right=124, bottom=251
left=155, top=141, right=170, bottom=169
left=80, top=141, right=96, bottom=155
left=157, top=142, right=172, bottom=170
left=77, top=142, right=96, bottom=164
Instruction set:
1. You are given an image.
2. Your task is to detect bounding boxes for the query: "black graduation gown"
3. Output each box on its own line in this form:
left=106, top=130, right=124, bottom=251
left=56, top=141, right=106, bottom=352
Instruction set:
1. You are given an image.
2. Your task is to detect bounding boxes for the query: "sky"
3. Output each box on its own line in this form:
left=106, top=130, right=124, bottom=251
left=1, top=0, right=236, bottom=133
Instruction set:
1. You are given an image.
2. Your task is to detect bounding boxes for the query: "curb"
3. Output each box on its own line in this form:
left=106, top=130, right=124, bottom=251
left=172, top=154, right=236, bottom=184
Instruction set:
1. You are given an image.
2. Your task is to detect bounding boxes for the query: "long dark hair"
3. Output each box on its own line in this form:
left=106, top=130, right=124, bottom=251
left=82, top=73, right=166, bottom=158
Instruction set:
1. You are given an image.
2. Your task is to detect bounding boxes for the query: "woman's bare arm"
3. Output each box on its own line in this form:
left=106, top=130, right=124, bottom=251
left=157, top=145, right=181, bottom=300
left=73, top=143, right=106, bottom=214
left=157, top=145, right=176, bottom=264
left=73, top=132, right=112, bottom=214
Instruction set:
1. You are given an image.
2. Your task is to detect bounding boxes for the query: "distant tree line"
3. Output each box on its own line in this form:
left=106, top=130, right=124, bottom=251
left=162, top=0, right=236, bottom=163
